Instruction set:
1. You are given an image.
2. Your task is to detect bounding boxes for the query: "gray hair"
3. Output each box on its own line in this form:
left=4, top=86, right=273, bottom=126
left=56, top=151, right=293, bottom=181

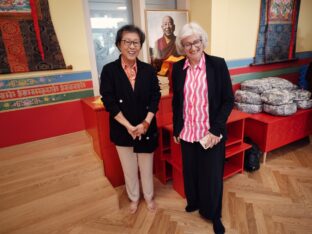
left=175, top=22, right=208, bottom=55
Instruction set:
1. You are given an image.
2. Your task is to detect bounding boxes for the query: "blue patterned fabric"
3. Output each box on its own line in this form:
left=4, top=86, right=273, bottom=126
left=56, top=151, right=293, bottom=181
left=253, top=0, right=301, bottom=65
left=299, top=64, right=309, bottom=89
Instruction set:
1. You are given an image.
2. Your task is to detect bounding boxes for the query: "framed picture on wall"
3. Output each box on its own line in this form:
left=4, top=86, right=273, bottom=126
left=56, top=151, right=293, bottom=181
left=145, top=10, right=189, bottom=72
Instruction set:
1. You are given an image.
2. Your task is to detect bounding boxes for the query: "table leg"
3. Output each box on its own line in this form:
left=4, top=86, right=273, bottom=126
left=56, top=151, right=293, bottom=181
left=263, top=152, right=267, bottom=164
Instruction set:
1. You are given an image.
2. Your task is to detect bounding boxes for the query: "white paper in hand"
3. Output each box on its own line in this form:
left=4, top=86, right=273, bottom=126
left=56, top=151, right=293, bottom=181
left=199, top=134, right=223, bottom=150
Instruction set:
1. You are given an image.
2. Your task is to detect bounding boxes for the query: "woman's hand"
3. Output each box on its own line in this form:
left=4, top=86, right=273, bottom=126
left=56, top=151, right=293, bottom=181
left=126, top=125, right=138, bottom=139
left=204, top=132, right=221, bottom=148
left=134, top=123, right=146, bottom=138
left=173, top=136, right=180, bottom=144
left=114, top=112, right=138, bottom=139
left=133, top=120, right=150, bottom=140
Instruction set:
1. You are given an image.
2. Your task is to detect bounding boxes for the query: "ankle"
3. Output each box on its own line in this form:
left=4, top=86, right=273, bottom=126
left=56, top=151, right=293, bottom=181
left=145, top=199, right=157, bottom=212
left=129, top=200, right=139, bottom=214
left=213, top=218, right=225, bottom=234
left=185, top=205, right=198, bottom=212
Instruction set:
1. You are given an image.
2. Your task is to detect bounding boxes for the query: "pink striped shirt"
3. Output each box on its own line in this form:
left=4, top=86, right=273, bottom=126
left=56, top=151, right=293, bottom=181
left=179, top=54, right=210, bottom=142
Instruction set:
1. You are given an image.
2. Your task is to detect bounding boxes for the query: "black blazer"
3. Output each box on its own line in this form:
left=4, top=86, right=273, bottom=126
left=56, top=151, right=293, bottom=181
left=172, top=53, right=234, bottom=140
left=100, top=56, right=161, bottom=153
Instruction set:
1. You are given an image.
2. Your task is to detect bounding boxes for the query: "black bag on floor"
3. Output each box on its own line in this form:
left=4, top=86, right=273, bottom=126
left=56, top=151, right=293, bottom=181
left=244, top=137, right=261, bottom=172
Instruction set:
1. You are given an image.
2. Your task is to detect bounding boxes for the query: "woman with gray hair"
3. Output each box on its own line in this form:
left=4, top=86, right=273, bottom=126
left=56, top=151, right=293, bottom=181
left=172, top=22, right=234, bottom=234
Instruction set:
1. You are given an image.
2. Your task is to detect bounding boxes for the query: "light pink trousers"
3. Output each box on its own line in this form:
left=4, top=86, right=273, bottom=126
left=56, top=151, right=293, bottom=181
left=116, top=146, right=154, bottom=202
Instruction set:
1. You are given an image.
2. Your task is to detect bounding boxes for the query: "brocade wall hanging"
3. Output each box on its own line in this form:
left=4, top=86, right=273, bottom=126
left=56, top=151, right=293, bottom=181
left=253, top=0, right=301, bottom=65
left=0, top=0, right=67, bottom=74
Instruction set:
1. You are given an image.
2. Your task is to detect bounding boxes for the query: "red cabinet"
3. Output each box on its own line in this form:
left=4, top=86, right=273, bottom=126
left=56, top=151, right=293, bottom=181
left=155, top=109, right=251, bottom=197
left=81, top=97, right=124, bottom=187
left=245, top=109, right=312, bottom=163
left=224, top=110, right=251, bottom=179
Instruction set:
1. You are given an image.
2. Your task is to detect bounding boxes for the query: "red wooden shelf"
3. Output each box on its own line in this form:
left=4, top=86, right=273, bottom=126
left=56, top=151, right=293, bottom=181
left=223, top=164, right=243, bottom=179
left=226, top=142, right=251, bottom=158
left=154, top=107, right=251, bottom=197
left=227, top=109, right=250, bottom=123
left=161, top=151, right=171, bottom=161
left=245, top=108, right=312, bottom=163
left=225, top=136, right=242, bottom=147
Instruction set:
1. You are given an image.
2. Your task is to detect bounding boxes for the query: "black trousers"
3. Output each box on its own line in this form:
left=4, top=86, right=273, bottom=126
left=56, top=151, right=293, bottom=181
left=180, top=140, right=225, bottom=220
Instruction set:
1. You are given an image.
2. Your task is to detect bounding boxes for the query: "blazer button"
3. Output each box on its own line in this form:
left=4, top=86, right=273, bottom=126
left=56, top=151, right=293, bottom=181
left=146, top=136, right=150, bottom=140
left=146, top=106, right=149, bottom=110
left=119, top=99, right=123, bottom=103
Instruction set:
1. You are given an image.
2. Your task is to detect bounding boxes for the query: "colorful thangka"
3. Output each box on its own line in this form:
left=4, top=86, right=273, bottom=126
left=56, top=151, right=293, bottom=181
left=253, top=0, right=301, bottom=65
left=0, top=0, right=66, bottom=74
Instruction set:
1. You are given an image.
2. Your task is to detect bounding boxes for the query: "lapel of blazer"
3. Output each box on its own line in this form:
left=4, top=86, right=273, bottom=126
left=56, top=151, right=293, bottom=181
left=133, top=59, right=143, bottom=96
left=174, top=60, right=187, bottom=109
left=115, top=57, right=135, bottom=100
left=205, top=53, right=215, bottom=103
left=180, top=59, right=187, bottom=90
left=177, top=59, right=187, bottom=106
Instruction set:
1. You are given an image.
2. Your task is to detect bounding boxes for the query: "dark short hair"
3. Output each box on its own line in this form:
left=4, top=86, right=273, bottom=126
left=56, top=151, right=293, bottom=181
left=115, top=24, right=145, bottom=48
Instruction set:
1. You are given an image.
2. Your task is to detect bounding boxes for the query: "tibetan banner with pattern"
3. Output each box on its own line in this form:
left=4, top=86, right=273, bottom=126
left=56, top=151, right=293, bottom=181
left=0, top=0, right=66, bottom=74
left=0, top=71, right=94, bottom=112
left=253, top=0, right=301, bottom=65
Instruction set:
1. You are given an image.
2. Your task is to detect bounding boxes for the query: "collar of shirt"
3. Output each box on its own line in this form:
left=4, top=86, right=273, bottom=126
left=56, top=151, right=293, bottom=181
left=183, top=53, right=206, bottom=71
left=121, top=57, right=137, bottom=77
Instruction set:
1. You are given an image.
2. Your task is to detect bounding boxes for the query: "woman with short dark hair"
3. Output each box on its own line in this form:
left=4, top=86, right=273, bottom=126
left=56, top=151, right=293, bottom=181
left=100, top=24, right=160, bottom=214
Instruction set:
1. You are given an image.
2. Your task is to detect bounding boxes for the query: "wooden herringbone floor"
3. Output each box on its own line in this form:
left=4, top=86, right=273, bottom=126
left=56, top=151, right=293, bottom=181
left=0, top=131, right=311, bottom=234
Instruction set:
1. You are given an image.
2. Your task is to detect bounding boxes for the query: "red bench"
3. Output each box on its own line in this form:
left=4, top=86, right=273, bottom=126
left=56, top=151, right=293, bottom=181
left=245, top=108, right=312, bottom=163
left=231, top=60, right=312, bottom=164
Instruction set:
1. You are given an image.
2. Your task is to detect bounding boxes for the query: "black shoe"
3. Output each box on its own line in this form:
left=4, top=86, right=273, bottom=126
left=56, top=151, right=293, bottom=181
left=185, top=205, right=198, bottom=212
left=213, top=219, right=225, bottom=234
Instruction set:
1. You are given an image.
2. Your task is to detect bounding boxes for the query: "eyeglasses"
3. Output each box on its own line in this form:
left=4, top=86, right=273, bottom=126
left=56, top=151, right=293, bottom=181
left=121, top=40, right=141, bottom=48
left=183, top=39, right=202, bottom=50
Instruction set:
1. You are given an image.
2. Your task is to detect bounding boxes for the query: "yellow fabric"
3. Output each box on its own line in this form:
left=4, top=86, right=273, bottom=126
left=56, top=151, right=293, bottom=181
left=92, top=97, right=103, bottom=105
left=166, top=55, right=184, bottom=62
left=158, top=62, right=169, bottom=76
left=157, top=55, right=184, bottom=76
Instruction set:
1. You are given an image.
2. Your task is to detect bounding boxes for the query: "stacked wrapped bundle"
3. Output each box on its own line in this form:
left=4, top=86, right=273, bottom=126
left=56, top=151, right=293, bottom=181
left=261, top=89, right=297, bottom=116
left=262, top=77, right=297, bottom=90
left=292, top=89, right=312, bottom=109
left=235, top=90, right=262, bottom=113
left=157, top=55, right=184, bottom=96
left=157, top=75, right=170, bottom=96
left=235, top=77, right=311, bottom=115
left=240, top=79, right=272, bottom=94
left=235, top=78, right=272, bottom=113
left=261, top=89, right=296, bottom=105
